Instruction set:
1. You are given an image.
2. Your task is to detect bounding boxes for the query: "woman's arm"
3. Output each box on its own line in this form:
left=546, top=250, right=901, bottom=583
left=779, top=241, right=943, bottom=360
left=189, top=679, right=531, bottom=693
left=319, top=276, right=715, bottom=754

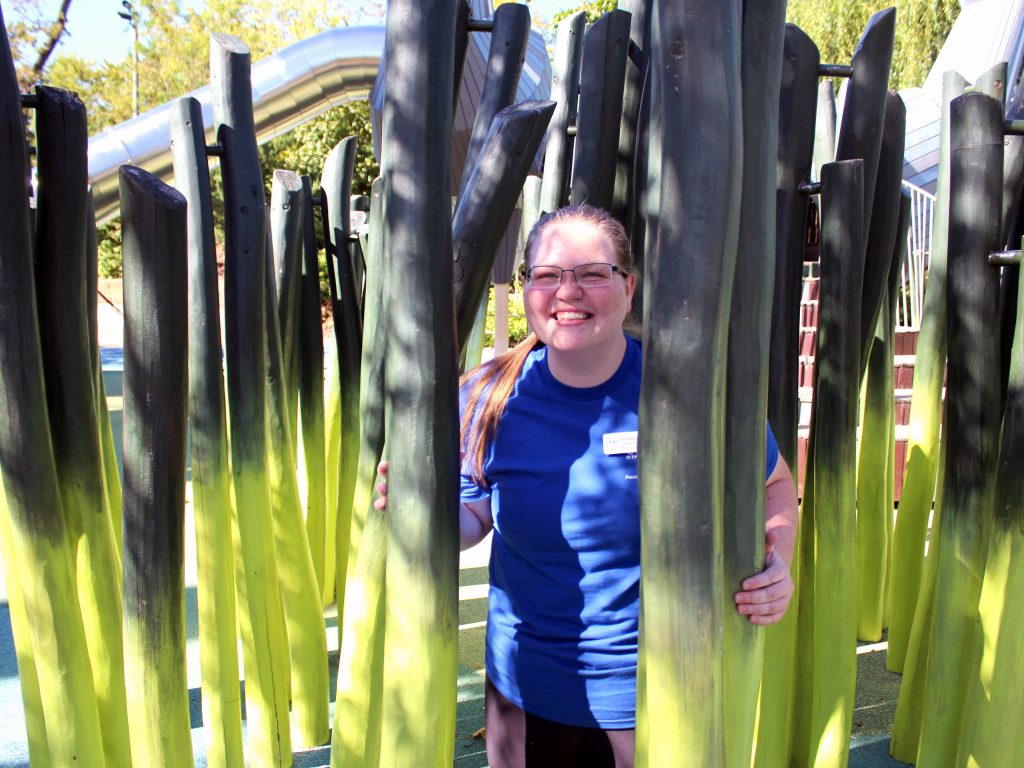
left=373, top=461, right=494, bottom=551
left=733, top=455, right=799, bottom=625
left=460, top=499, right=493, bottom=551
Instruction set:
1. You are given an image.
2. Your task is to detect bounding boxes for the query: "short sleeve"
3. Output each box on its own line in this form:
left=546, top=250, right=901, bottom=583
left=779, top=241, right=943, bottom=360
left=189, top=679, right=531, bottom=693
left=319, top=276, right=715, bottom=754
left=459, top=370, right=492, bottom=503
left=765, top=422, right=780, bottom=480
left=461, top=471, right=491, bottom=503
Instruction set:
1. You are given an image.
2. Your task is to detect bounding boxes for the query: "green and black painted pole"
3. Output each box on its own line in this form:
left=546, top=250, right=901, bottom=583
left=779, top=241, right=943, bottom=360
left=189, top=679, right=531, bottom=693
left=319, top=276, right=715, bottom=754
left=33, top=84, right=131, bottom=767
left=211, top=31, right=291, bottom=767
left=170, top=95, right=245, bottom=768
left=571, top=9, right=631, bottom=210
left=120, top=165, right=193, bottom=768
left=767, top=24, right=819, bottom=473
left=332, top=177, right=387, bottom=768
left=296, top=175, right=329, bottom=602
left=263, top=178, right=331, bottom=746
left=637, top=0, right=742, bottom=764
left=855, top=90, right=907, bottom=643
left=378, top=1, right=461, bottom=764
left=887, top=70, right=968, bottom=676
left=792, top=159, right=865, bottom=768
left=453, top=100, right=555, bottom=353
left=0, top=19, right=104, bottom=763
left=723, top=3, right=787, bottom=766
left=916, top=90, right=1004, bottom=768
left=321, top=136, right=363, bottom=631
left=539, top=11, right=585, bottom=214
left=454, top=1, right=531, bottom=205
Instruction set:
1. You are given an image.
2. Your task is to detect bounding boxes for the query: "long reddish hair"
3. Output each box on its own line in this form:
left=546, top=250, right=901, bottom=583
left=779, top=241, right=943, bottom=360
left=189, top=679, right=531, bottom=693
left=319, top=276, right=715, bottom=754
left=460, top=203, right=634, bottom=486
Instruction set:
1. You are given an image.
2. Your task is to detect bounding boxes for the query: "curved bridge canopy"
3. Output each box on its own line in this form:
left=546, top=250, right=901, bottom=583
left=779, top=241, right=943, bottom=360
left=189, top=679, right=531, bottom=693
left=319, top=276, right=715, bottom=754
left=88, top=8, right=552, bottom=222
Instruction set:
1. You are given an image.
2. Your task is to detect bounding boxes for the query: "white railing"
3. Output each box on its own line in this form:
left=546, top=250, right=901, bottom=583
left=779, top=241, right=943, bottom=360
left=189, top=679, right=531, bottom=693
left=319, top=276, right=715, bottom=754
left=897, top=180, right=936, bottom=331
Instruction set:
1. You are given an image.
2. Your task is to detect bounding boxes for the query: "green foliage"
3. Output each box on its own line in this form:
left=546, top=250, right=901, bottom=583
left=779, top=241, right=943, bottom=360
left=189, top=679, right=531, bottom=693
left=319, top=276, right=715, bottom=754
left=550, top=0, right=617, bottom=26
left=787, top=0, right=960, bottom=90
left=485, top=284, right=530, bottom=348
left=259, top=102, right=378, bottom=198
left=96, top=221, right=123, bottom=279
left=29, top=0, right=382, bottom=285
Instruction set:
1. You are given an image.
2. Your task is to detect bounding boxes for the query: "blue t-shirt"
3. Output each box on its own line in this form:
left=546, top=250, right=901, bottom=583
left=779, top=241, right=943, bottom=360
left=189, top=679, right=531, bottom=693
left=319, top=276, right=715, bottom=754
left=461, top=336, right=779, bottom=728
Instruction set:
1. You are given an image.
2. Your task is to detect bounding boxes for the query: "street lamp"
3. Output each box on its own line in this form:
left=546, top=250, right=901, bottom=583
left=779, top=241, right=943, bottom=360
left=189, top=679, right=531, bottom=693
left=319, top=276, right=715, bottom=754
left=117, top=0, right=139, bottom=117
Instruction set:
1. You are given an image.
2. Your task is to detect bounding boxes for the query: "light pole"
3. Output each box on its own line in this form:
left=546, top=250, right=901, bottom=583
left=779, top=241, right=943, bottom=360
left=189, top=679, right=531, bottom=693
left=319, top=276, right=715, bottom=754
left=117, top=0, right=139, bottom=117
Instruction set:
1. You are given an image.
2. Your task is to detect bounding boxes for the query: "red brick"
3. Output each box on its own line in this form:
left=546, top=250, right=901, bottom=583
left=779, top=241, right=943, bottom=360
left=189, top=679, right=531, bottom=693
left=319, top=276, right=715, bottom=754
left=894, top=440, right=908, bottom=501
left=895, top=400, right=911, bottom=425
left=801, top=302, right=819, bottom=327
left=803, top=277, right=820, bottom=302
left=800, top=361, right=815, bottom=388
left=895, top=364, right=915, bottom=389
left=800, top=329, right=816, bottom=356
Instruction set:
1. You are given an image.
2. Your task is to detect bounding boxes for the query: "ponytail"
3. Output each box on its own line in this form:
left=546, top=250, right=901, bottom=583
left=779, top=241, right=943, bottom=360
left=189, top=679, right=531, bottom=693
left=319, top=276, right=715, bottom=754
left=460, top=332, right=542, bottom=487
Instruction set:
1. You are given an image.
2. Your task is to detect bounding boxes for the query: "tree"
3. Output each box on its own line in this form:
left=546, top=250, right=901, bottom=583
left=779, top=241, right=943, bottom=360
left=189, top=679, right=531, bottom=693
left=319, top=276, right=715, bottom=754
left=19, top=0, right=383, bottom=278
left=6, top=0, right=74, bottom=90
left=787, top=0, right=959, bottom=90
left=551, top=0, right=616, bottom=25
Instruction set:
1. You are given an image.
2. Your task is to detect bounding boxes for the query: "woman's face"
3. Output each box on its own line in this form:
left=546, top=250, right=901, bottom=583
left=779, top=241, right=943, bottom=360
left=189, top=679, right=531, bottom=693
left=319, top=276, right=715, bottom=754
left=523, top=219, right=635, bottom=356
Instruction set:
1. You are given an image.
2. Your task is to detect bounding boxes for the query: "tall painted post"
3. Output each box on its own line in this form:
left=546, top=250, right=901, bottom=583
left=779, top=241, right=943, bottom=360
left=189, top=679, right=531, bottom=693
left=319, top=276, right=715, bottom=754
left=722, top=3, right=787, bottom=766
left=792, top=159, right=865, bottom=768
left=539, top=11, right=586, bottom=214
left=34, top=84, right=131, bottom=767
left=0, top=15, right=104, bottom=762
left=169, top=95, right=245, bottom=768
left=916, top=90, right=1004, bottom=768
left=636, top=0, right=743, bottom=764
left=211, top=31, right=292, bottom=767
left=378, top=1, right=461, bottom=765
left=119, top=165, right=193, bottom=768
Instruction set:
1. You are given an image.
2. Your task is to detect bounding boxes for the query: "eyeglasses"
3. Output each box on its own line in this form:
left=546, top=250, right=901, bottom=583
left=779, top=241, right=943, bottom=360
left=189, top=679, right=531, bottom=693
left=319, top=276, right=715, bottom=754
left=523, top=262, right=627, bottom=290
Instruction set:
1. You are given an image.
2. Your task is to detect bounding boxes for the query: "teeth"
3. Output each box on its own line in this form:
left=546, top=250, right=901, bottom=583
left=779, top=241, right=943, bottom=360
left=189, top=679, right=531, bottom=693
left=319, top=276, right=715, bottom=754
left=557, top=312, right=588, bottom=320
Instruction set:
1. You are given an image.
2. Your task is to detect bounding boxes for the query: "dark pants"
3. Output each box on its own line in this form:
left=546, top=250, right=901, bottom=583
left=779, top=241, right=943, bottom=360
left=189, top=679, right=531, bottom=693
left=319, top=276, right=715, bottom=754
left=485, top=678, right=635, bottom=768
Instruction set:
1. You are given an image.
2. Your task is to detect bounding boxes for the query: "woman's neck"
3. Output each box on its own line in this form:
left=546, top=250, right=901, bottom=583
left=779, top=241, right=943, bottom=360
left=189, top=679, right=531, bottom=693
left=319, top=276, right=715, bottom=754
left=546, top=333, right=628, bottom=388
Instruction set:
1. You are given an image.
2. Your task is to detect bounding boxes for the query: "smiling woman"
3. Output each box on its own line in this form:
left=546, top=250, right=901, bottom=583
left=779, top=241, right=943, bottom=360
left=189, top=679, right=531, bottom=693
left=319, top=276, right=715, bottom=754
left=371, top=203, right=798, bottom=768
left=522, top=209, right=636, bottom=387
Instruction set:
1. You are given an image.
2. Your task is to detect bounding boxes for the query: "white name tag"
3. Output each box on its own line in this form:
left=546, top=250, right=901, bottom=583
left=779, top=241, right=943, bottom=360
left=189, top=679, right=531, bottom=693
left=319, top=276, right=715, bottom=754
left=603, top=431, right=638, bottom=456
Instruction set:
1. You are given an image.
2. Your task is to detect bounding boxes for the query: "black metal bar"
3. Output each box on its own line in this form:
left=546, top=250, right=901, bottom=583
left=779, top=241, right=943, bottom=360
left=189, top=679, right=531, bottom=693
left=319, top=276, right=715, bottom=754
left=990, top=250, right=1023, bottom=265
left=19, top=92, right=39, bottom=108
left=468, top=17, right=493, bottom=32
left=819, top=64, right=853, bottom=78
left=1006, top=120, right=1024, bottom=136
left=800, top=181, right=823, bottom=196
left=205, top=143, right=224, bottom=156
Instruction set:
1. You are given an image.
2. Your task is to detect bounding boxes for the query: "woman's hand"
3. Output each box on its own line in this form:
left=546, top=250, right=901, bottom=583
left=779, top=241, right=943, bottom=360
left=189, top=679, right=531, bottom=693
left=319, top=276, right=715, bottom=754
left=372, top=461, right=388, bottom=511
left=733, top=530, right=794, bottom=625
left=371, top=459, right=493, bottom=550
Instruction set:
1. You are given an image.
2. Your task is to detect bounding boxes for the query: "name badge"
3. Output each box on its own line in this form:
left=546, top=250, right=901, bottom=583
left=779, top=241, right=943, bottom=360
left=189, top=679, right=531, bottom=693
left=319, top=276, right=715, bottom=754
left=603, top=431, right=638, bottom=456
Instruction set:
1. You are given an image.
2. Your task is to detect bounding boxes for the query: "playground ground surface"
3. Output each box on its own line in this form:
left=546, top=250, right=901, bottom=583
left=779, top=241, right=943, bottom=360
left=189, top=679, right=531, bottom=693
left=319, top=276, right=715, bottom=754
left=0, top=281, right=911, bottom=767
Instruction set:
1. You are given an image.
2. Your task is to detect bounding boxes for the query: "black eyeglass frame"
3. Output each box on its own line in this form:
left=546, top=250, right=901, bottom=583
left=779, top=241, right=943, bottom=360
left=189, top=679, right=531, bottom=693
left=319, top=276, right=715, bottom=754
left=521, top=262, right=630, bottom=289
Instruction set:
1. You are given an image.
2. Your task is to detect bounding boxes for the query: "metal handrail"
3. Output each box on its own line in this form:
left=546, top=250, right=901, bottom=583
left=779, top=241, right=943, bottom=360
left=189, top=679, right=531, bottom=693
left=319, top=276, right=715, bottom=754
left=897, top=179, right=936, bottom=331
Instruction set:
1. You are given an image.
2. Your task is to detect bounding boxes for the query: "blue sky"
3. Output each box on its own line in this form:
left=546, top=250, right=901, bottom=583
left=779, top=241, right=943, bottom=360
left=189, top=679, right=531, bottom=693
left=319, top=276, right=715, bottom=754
left=9, top=0, right=582, bottom=64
